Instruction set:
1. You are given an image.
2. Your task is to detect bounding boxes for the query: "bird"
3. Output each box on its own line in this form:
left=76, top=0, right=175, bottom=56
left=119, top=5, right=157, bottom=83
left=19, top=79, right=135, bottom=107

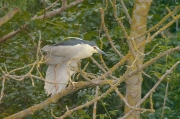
left=42, top=37, right=107, bottom=96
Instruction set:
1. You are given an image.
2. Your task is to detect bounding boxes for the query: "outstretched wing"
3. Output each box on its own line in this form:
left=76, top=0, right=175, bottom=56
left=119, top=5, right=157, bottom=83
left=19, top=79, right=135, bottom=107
left=42, top=44, right=82, bottom=57
left=44, top=60, right=78, bottom=96
left=42, top=44, right=82, bottom=65
left=42, top=44, right=81, bottom=96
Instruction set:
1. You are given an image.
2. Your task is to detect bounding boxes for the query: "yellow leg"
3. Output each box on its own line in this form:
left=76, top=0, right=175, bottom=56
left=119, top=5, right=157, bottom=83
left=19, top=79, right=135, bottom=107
left=67, top=59, right=79, bottom=89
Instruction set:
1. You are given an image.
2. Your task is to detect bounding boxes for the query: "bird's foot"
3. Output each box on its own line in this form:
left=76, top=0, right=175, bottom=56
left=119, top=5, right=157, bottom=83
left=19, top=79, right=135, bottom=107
left=68, top=81, right=78, bottom=90
left=82, top=71, right=97, bottom=79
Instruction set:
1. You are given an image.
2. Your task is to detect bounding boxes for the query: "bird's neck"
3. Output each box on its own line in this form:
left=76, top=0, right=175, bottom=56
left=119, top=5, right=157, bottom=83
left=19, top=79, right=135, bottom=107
left=75, top=44, right=94, bottom=59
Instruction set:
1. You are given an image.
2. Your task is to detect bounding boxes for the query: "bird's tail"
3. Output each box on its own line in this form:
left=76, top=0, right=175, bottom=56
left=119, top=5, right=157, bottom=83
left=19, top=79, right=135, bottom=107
left=44, top=61, right=76, bottom=96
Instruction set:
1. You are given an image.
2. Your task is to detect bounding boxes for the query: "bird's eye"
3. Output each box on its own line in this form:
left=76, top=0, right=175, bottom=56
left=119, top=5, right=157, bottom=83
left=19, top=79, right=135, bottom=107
left=93, top=46, right=97, bottom=49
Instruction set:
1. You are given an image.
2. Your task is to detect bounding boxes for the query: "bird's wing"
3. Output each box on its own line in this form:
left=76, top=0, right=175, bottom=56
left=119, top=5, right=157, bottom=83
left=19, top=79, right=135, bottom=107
left=43, top=44, right=82, bottom=96
left=42, top=44, right=82, bottom=65
left=42, top=44, right=82, bottom=57
left=43, top=54, right=64, bottom=65
left=44, top=60, right=78, bottom=96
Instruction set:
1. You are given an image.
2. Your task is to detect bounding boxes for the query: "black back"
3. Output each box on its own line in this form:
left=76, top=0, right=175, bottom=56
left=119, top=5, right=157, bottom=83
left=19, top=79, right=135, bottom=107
left=53, top=38, right=97, bottom=46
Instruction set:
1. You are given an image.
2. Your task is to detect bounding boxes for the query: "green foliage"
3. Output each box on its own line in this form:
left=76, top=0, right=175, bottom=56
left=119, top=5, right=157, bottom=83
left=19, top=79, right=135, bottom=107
left=0, top=0, right=180, bottom=119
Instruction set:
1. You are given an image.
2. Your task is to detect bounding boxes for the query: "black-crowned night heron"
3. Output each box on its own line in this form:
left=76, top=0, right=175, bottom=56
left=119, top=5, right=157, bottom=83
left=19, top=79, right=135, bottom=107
left=42, top=37, right=107, bottom=96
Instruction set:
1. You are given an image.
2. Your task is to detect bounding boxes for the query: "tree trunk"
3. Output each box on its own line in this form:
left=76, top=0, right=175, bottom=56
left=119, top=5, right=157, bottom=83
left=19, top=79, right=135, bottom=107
left=124, top=0, right=152, bottom=119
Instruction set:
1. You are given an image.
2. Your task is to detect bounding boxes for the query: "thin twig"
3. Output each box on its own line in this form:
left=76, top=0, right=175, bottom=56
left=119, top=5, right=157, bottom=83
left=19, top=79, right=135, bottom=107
left=59, top=47, right=180, bottom=118
left=46, top=0, right=60, bottom=11
left=5, top=47, right=180, bottom=119
left=120, top=0, right=131, bottom=24
left=161, top=81, right=169, bottom=119
left=119, top=61, right=180, bottom=119
left=0, top=0, right=84, bottom=43
left=103, top=75, right=154, bottom=113
left=99, top=8, right=124, bottom=58
left=134, top=5, right=180, bottom=40
left=90, top=57, right=106, bottom=73
left=33, top=0, right=84, bottom=20
left=0, top=77, right=5, bottom=103
left=150, top=93, right=154, bottom=111
left=110, top=0, right=136, bottom=58
left=111, top=0, right=130, bottom=39
left=93, top=86, right=99, bottom=119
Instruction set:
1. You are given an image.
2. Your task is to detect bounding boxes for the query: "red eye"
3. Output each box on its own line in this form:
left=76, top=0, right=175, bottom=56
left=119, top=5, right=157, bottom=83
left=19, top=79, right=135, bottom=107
left=93, top=46, right=96, bottom=49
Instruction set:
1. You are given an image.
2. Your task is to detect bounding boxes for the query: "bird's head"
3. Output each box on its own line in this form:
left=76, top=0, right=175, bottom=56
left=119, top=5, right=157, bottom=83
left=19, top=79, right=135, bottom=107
left=90, top=45, right=107, bottom=56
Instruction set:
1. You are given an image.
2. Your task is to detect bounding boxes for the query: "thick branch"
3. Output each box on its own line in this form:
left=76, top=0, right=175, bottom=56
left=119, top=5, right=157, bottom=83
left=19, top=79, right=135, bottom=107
left=0, top=0, right=84, bottom=43
left=113, top=11, right=180, bottom=71
left=59, top=47, right=180, bottom=118
left=119, top=61, right=180, bottom=119
left=0, top=8, right=20, bottom=26
left=135, top=5, right=180, bottom=40
left=150, top=13, right=180, bottom=40
left=5, top=47, right=180, bottom=119
left=33, top=0, right=84, bottom=20
left=0, top=25, right=27, bottom=43
left=4, top=80, right=115, bottom=119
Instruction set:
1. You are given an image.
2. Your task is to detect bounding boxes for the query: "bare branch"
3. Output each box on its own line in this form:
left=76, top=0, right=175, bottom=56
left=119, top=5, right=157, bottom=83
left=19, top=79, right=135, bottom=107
left=0, top=8, right=20, bottom=26
left=0, top=24, right=27, bottom=43
left=46, top=0, right=60, bottom=11
left=110, top=0, right=137, bottom=58
left=33, top=0, right=84, bottom=20
left=134, top=5, right=180, bottom=40
left=93, top=86, right=99, bottom=119
left=0, top=5, right=7, bottom=11
left=120, top=0, right=131, bottom=24
left=103, top=76, right=154, bottom=112
left=111, top=0, right=130, bottom=40
left=62, top=0, right=67, bottom=8
left=150, top=13, right=180, bottom=41
left=161, top=81, right=169, bottom=119
left=56, top=47, right=180, bottom=118
left=119, top=61, right=180, bottom=119
left=5, top=46, right=180, bottom=119
left=4, top=79, right=115, bottom=119
left=0, top=78, right=5, bottom=103
left=0, top=0, right=84, bottom=43
left=99, top=8, right=124, bottom=58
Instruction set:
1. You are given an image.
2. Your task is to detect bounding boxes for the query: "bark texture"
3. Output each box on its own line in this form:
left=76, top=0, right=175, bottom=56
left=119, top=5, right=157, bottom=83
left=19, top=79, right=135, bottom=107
left=125, top=0, right=152, bottom=119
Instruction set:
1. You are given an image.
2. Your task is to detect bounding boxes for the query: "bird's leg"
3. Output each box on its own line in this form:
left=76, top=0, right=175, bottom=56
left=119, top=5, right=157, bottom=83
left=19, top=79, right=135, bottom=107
left=80, top=70, right=97, bottom=79
left=67, top=67, right=77, bottom=89
left=67, top=59, right=79, bottom=89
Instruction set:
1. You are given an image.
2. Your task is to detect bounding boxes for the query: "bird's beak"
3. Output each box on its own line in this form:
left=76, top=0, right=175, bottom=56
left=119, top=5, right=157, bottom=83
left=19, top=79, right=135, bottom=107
left=96, top=48, right=108, bottom=56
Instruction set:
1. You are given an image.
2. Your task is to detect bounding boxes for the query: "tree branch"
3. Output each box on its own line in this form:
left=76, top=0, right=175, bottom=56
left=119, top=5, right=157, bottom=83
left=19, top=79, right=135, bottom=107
left=4, top=80, right=115, bottom=119
left=100, top=8, right=124, bottom=58
left=0, top=8, right=20, bottom=26
left=58, top=47, right=180, bottom=118
left=93, top=86, right=99, bottom=119
left=134, top=5, right=180, bottom=40
left=5, top=47, right=180, bottom=119
left=33, top=0, right=84, bottom=20
left=119, top=61, right=180, bottom=119
left=0, top=24, right=27, bottom=43
left=120, top=0, right=131, bottom=24
left=0, top=0, right=84, bottom=44
left=0, top=78, right=5, bottom=103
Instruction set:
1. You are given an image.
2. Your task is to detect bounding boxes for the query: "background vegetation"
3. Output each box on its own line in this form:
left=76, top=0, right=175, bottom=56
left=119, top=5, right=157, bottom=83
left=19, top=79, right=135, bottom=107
left=0, top=0, right=180, bottom=118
